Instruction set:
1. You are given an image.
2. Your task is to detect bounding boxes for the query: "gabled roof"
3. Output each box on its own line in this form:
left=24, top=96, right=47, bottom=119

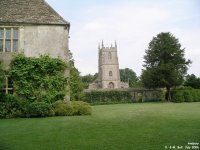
left=0, top=0, right=70, bottom=26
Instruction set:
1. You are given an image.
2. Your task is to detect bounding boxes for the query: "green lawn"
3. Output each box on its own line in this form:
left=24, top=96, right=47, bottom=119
left=0, top=103, right=200, bottom=150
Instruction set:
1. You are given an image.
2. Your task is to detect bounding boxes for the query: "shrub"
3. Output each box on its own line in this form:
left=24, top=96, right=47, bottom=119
left=71, top=101, right=92, bottom=115
left=171, top=89, right=200, bottom=102
left=183, top=91, right=193, bottom=102
left=171, top=91, right=184, bottom=103
left=52, top=100, right=92, bottom=116
left=25, top=102, right=54, bottom=117
left=196, top=90, right=200, bottom=102
left=52, top=100, right=74, bottom=116
left=191, top=90, right=198, bottom=102
left=0, top=94, right=25, bottom=119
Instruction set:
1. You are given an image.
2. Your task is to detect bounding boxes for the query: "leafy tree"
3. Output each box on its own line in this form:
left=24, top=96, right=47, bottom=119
left=120, top=68, right=138, bottom=87
left=69, top=64, right=84, bottom=101
left=141, top=32, right=191, bottom=101
left=184, top=74, right=200, bottom=89
left=69, top=51, right=84, bottom=101
left=81, top=73, right=98, bottom=89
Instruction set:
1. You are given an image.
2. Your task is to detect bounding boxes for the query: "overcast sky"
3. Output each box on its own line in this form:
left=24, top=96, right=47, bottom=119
left=46, top=0, right=200, bottom=76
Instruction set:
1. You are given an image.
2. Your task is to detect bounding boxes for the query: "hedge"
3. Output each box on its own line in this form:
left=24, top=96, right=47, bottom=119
left=171, top=89, right=200, bottom=102
left=83, top=90, right=132, bottom=105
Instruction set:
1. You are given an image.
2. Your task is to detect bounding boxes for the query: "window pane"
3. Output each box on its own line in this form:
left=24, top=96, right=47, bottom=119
left=0, top=40, right=3, bottom=52
left=0, top=28, right=4, bottom=39
left=6, top=29, right=11, bottom=39
left=13, top=40, right=18, bottom=52
left=8, top=78, right=14, bottom=88
left=8, top=90, right=14, bottom=94
left=5, top=40, right=11, bottom=52
left=13, top=29, right=18, bottom=39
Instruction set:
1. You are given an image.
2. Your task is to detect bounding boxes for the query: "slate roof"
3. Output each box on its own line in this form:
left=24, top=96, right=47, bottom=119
left=0, top=0, right=70, bottom=26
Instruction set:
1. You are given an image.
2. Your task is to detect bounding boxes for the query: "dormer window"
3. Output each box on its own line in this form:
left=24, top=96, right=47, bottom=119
left=0, top=27, right=19, bottom=52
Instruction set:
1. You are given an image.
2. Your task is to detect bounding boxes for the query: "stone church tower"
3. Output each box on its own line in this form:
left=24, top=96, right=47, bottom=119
left=97, top=41, right=121, bottom=89
left=88, top=41, right=129, bottom=90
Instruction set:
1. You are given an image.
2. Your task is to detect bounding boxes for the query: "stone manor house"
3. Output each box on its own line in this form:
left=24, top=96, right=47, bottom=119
left=0, top=0, right=70, bottom=95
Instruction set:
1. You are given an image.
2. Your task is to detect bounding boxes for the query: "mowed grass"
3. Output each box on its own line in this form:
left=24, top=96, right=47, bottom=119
left=0, top=103, right=200, bottom=150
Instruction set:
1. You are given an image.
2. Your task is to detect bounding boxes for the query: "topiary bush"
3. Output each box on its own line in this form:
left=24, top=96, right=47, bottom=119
left=52, top=100, right=74, bottom=116
left=71, top=101, right=92, bottom=115
left=25, top=102, right=55, bottom=118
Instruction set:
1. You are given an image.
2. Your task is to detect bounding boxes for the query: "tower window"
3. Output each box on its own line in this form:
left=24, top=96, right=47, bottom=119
left=108, top=52, right=112, bottom=59
left=0, top=27, right=19, bottom=52
left=109, top=71, right=112, bottom=76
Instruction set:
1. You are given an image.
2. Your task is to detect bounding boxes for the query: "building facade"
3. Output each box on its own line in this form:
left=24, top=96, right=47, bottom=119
left=0, top=0, right=70, bottom=98
left=89, top=41, right=129, bottom=90
left=0, top=0, right=70, bottom=69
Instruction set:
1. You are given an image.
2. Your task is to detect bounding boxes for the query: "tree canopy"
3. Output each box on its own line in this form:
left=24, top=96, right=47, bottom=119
left=120, top=68, right=138, bottom=87
left=69, top=51, right=84, bottom=101
left=184, top=74, right=200, bottom=89
left=81, top=73, right=98, bottom=89
left=141, top=32, right=191, bottom=101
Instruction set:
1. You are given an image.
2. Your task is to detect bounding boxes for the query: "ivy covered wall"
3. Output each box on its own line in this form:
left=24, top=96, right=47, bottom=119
left=10, top=54, right=69, bottom=103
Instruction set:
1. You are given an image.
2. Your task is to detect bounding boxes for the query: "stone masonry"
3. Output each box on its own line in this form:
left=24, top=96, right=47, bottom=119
left=89, top=41, right=129, bottom=90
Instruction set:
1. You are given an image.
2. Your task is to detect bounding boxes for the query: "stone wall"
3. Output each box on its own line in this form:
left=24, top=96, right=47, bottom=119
left=23, top=25, right=69, bottom=61
left=84, top=88, right=164, bottom=103
left=0, top=25, right=69, bottom=70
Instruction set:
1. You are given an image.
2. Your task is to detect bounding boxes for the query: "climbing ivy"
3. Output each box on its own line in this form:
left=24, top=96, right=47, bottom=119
left=10, top=54, right=69, bottom=103
left=0, top=61, right=5, bottom=91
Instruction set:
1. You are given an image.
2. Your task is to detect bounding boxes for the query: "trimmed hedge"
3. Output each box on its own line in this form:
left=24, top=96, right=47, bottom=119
left=171, top=89, right=200, bottom=103
left=84, top=90, right=132, bottom=105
